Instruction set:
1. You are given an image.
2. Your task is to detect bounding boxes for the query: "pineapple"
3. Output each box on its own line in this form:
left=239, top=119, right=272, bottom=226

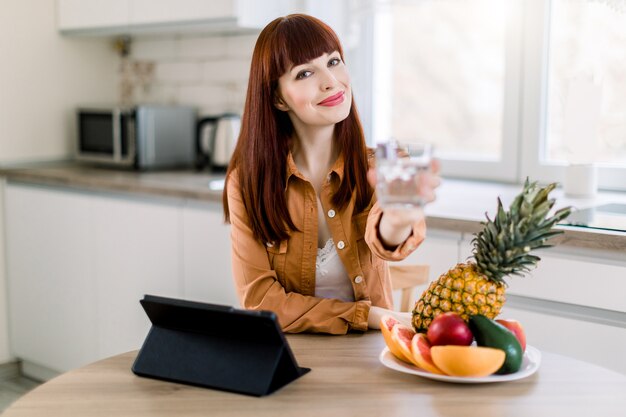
left=412, top=179, right=571, bottom=332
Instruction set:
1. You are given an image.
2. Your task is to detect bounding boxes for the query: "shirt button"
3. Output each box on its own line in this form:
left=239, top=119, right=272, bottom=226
left=354, top=275, right=363, bottom=284
left=327, top=209, right=336, bottom=218
left=337, top=240, right=345, bottom=250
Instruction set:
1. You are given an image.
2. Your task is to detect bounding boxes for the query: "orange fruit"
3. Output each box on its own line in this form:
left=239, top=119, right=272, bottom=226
left=390, top=323, right=417, bottom=364
left=380, top=315, right=406, bottom=362
left=430, top=345, right=506, bottom=378
left=410, top=333, right=445, bottom=375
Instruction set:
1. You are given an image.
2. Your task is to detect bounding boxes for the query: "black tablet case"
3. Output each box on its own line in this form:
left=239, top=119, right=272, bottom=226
left=131, top=295, right=310, bottom=397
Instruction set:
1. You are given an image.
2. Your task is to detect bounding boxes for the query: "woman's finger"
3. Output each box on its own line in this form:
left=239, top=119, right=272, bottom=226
left=430, top=158, right=441, bottom=175
left=367, top=167, right=377, bottom=188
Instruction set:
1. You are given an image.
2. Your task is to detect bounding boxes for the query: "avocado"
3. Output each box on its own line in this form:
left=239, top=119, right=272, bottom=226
left=468, top=315, right=523, bottom=374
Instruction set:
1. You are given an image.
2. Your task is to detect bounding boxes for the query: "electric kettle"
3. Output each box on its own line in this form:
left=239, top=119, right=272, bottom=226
left=196, top=113, right=241, bottom=171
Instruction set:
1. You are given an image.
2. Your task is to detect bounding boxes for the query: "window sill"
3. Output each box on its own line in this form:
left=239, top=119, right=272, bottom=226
left=424, top=177, right=626, bottom=253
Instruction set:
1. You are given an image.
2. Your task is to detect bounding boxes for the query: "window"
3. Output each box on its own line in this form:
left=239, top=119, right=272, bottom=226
left=391, top=0, right=507, bottom=161
left=366, top=0, right=626, bottom=190
left=540, top=0, right=626, bottom=189
left=372, top=0, right=522, bottom=182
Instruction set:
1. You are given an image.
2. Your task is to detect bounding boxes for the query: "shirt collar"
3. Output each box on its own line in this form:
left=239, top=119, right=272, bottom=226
left=329, top=153, right=345, bottom=182
left=285, top=152, right=302, bottom=190
left=285, top=151, right=345, bottom=191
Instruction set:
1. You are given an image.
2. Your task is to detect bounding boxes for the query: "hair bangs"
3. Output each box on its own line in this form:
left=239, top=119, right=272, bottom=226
left=271, top=14, right=343, bottom=79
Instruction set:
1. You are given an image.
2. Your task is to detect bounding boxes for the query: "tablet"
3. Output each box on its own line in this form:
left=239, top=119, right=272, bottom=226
left=132, top=294, right=310, bottom=396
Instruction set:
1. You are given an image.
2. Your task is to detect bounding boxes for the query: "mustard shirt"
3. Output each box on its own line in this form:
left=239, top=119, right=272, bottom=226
left=226, top=152, right=426, bottom=334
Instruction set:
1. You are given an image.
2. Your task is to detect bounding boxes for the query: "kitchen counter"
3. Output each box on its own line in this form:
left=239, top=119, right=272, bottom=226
left=1, top=161, right=625, bottom=252
left=0, top=162, right=225, bottom=202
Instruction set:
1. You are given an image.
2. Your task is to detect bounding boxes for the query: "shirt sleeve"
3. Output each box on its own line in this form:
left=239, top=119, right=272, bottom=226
left=364, top=200, right=427, bottom=261
left=226, top=173, right=371, bottom=334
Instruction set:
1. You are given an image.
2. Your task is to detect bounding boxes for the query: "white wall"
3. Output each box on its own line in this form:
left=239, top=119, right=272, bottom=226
left=0, top=0, right=118, bottom=364
left=127, top=34, right=257, bottom=117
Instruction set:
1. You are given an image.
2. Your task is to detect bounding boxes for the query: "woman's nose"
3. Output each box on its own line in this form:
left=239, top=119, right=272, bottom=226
left=320, top=69, right=338, bottom=90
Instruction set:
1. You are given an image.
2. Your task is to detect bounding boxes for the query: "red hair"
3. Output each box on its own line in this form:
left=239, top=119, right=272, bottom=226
left=223, top=14, right=373, bottom=244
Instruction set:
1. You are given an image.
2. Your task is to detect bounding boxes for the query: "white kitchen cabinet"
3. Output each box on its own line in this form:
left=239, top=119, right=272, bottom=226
left=5, top=184, right=184, bottom=375
left=129, top=0, right=233, bottom=26
left=4, top=185, right=98, bottom=373
left=182, top=202, right=237, bottom=306
left=505, top=250, right=626, bottom=312
left=57, top=0, right=298, bottom=36
left=130, top=0, right=291, bottom=28
left=91, top=194, right=183, bottom=360
left=501, top=304, right=626, bottom=375
left=4, top=182, right=238, bottom=379
left=461, top=233, right=626, bottom=303
left=57, top=0, right=130, bottom=32
left=460, top=235, right=626, bottom=311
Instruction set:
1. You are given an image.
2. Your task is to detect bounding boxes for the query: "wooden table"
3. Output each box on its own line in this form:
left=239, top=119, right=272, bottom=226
left=4, top=332, right=626, bottom=417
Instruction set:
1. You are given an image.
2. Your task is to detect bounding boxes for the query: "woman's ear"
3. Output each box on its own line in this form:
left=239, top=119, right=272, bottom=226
left=274, top=93, right=289, bottom=112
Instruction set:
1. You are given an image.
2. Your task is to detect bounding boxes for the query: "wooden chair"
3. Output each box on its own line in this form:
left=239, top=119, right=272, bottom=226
left=389, top=264, right=430, bottom=311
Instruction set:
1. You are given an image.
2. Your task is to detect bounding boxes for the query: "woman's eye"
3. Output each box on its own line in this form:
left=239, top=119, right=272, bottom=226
left=296, top=70, right=312, bottom=80
left=328, top=57, right=341, bottom=67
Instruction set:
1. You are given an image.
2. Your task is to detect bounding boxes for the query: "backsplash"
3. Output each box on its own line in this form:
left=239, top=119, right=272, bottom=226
left=123, top=34, right=258, bottom=116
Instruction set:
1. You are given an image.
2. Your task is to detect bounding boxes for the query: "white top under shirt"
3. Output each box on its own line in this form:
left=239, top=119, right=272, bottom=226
left=314, top=238, right=355, bottom=302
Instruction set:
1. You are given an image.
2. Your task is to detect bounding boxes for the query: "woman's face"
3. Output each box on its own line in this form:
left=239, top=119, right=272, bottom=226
left=274, top=51, right=352, bottom=129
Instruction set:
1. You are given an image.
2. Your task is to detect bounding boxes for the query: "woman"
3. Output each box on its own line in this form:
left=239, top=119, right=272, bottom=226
left=223, top=14, right=440, bottom=334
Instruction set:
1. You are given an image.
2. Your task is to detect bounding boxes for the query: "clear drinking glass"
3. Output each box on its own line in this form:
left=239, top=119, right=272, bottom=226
left=376, top=140, right=433, bottom=209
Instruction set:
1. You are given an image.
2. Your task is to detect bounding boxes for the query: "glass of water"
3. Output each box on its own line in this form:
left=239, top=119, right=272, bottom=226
left=376, top=140, right=433, bottom=209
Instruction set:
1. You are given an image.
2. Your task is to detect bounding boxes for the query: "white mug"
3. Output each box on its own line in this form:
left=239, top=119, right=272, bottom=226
left=564, top=163, right=598, bottom=198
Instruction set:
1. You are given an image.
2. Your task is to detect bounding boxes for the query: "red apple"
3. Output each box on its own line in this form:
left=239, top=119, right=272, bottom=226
left=427, top=312, right=474, bottom=346
left=496, top=319, right=527, bottom=352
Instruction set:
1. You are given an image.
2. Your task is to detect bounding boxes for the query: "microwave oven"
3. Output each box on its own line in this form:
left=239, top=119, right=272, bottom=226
left=76, top=105, right=196, bottom=169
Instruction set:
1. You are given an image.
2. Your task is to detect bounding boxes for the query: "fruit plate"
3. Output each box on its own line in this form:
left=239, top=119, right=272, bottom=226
left=379, top=345, right=541, bottom=384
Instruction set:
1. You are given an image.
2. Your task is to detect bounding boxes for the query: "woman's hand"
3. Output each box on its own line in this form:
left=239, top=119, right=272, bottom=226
left=368, top=159, right=441, bottom=248
left=368, top=306, right=412, bottom=329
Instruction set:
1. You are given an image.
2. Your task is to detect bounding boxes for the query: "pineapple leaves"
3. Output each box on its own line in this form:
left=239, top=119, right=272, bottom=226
left=496, top=197, right=508, bottom=226
left=474, top=180, right=572, bottom=282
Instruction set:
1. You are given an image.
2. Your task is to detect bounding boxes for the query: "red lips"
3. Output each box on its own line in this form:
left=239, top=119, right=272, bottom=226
left=318, top=91, right=345, bottom=106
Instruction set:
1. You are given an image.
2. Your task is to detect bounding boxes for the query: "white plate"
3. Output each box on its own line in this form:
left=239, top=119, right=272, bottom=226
left=379, top=345, right=541, bottom=384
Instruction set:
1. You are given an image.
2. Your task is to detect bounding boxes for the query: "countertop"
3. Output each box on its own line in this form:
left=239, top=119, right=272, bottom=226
left=1, top=161, right=625, bottom=252
left=0, top=162, right=225, bottom=202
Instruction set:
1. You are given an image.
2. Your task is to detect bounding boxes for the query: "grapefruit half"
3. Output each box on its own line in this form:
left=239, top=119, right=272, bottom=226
left=410, top=333, right=445, bottom=375
left=380, top=315, right=406, bottom=362
left=390, top=323, right=417, bottom=365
